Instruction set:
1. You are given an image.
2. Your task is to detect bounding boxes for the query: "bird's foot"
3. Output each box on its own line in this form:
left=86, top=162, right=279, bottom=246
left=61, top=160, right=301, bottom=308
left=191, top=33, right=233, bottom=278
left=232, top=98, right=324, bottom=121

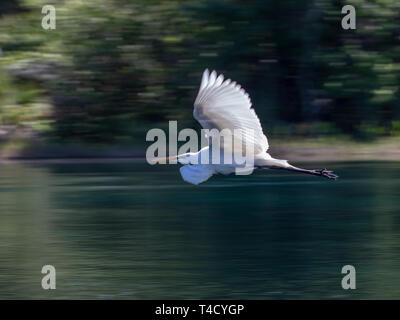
left=313, top=168, right=338, bottom=180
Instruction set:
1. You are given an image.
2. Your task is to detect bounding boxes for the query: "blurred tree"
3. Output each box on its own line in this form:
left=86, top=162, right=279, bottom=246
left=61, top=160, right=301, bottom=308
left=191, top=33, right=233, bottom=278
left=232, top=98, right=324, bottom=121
left=0, top=0, right=25, bottom=17
left=0, top=0, right=399, bottom=143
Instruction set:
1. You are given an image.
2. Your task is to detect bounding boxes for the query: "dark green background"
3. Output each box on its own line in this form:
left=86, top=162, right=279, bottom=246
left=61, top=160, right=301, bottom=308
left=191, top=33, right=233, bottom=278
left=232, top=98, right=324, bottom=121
left=1, top=0, right=399, bottom=145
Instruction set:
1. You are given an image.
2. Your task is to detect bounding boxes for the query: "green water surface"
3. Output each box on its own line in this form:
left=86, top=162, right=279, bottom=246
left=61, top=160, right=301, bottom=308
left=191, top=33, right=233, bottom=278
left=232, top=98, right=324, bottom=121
left=0, top=161, right=399, bottom=299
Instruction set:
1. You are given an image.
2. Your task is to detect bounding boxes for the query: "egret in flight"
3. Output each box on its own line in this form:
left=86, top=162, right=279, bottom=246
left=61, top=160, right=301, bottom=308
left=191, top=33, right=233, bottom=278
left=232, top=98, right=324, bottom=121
left=158, top=69, right=338, bottom=185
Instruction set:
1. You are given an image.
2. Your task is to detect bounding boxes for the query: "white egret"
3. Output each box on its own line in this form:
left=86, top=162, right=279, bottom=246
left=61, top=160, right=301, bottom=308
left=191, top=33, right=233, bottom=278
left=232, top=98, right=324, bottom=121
left=159, top=69, right=338, bottom=185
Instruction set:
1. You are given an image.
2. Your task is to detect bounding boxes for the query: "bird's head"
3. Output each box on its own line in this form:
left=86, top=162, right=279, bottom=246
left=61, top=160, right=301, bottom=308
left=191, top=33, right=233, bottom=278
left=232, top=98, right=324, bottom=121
left=177, top=152, right=199, bottom=164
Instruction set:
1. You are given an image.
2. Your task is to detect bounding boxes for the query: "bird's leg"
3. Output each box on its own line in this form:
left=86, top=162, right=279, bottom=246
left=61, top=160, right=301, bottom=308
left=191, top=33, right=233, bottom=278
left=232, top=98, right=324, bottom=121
left=267, top=164, right=339, bottom=180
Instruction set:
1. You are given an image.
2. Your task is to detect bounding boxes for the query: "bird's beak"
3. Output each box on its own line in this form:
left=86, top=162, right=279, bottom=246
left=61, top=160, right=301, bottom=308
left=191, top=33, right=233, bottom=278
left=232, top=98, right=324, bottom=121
left=149, top=155, right=181, bottom=163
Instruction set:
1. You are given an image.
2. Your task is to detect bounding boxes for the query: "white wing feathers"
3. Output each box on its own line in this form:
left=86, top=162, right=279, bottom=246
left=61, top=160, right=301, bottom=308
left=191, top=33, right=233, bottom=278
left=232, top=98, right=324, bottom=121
left=193, top=69, right=269, bottom=154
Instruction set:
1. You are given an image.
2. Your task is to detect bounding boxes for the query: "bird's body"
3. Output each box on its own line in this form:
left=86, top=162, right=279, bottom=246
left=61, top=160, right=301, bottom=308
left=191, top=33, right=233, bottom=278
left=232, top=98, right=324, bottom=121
left=178, top=146, right=291, bottom=185
left=158, top=69, right=338, bottom=185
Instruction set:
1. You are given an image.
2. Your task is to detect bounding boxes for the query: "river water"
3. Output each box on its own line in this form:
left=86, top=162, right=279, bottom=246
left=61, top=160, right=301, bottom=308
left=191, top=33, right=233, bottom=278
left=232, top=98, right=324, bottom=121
left=0, top=161, right=399, bottom=299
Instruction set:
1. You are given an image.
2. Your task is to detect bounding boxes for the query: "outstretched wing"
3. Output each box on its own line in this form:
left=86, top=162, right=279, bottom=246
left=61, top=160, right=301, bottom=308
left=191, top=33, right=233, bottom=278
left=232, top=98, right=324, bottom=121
left=193, top=69, right=269, bottom=155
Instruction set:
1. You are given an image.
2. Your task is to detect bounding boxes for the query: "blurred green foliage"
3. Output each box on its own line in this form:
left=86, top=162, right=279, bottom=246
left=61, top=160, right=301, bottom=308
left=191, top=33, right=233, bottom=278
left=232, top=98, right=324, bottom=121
left=0, top=0, right=400, bottom=144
